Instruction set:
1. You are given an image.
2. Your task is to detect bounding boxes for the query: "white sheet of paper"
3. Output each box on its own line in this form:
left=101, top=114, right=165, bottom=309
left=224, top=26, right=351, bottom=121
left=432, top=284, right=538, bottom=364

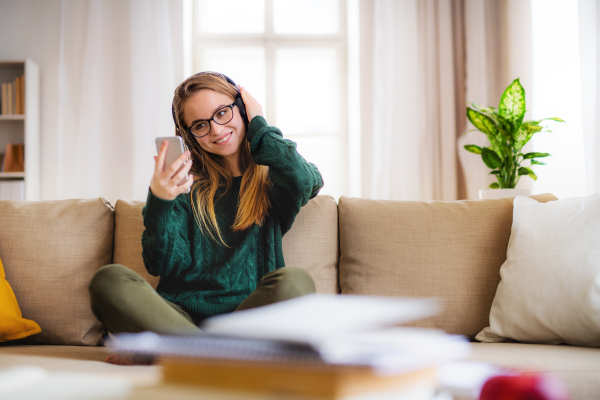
left=317, top=327, right=470, bottom=373
left=200, top=294, right=441, bottom=345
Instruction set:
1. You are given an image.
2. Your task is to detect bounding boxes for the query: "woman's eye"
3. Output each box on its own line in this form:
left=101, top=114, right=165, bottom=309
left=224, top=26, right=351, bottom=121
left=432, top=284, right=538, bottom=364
left=218, top=111, right=226, bottom=117
left=195, top=122, right=207, bottom=130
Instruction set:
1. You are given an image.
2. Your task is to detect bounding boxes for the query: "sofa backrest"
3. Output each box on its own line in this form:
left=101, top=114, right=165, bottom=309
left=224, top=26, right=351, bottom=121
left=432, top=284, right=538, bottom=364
left=0, top=198, right=113, bottom=346
left=0, top=192, right=559, bottom=346
left=112, top=194, right=340, bottom=294
left=337, top=193, right=557, bottom=339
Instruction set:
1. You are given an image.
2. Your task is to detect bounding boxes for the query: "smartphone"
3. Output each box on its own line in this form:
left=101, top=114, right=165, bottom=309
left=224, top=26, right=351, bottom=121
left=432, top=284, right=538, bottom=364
left=155, top=136, right=191, bottom=193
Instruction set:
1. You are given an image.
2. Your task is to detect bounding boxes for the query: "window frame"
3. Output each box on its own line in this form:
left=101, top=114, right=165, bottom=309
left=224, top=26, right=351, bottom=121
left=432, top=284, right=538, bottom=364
left=192, top=0, right=349, bottom=200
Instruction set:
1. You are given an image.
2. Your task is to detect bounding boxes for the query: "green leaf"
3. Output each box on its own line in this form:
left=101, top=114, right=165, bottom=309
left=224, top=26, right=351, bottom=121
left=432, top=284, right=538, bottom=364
left=499, top=78, right=526, bottom=129
left=487, top=113, right=514, bottom=144
left=489, top=182, right=500, bottom=189
left=528, top=117, right=565, bottom=124
left=522, top=123, right=544, bottom=133
left=490, top=170, right=501, bottom=175
left=470, top=103, right=498, bottom=115
left=515, top=123, right=545, bottom=150
left=513, top=126, right=528, bottom=143
left=530, top=160, right=546, bottom=165
left=518, top=167, right=538, bottom=181
left=467, top=108, right=498, bottom=136
left=481, top=147, right=502, bottom=169
left=518, top=167, right=532, bottom=175
left=466, top=108, right=504, bottom=156
left=529, top=171, right=538, bottom=181
left=523, top=152, right=550, bottom=159
left=464, top=144, right=483, bottom=154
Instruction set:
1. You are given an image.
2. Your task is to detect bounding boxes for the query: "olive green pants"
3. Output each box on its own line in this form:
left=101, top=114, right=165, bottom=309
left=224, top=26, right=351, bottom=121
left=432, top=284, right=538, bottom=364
left=89, top=264, right=316, bottom=336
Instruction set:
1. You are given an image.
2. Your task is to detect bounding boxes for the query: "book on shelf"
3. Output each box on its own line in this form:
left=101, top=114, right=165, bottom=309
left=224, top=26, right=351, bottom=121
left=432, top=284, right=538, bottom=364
left=0, top=75, right=25, bottom=116
left=1, top=143, right=24, bottom=173
left=11, top=81, right=15, bottom=114
left=1, top=83, right=5, bottom=115
left=111, top=294, right=470, bottom=399
left=15, top=76, right=20, bottom=115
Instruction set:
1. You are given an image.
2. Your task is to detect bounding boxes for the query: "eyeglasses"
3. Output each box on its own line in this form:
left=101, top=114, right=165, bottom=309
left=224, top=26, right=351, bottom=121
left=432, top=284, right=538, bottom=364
left=187, top=102, right=237, bottom=138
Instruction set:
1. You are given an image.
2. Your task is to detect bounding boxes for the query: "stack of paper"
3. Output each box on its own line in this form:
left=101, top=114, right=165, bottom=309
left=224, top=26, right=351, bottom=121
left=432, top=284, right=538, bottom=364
left=111, top=294, right=471, bottom=399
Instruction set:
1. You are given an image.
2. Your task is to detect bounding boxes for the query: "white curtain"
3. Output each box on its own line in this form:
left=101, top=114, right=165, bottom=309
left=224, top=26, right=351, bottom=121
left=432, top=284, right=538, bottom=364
left=360, top=0, right=459, bottom=201
left=579, top=0, right=600, bottom=195
left=50, top=0, right=179, bottom=204
left=360, top=0, right=535, bottom=201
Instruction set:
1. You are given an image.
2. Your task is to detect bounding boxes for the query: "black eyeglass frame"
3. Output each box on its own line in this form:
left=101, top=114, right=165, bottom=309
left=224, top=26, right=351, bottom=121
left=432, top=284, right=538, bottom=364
left=187, top=102, right=237, bottom=138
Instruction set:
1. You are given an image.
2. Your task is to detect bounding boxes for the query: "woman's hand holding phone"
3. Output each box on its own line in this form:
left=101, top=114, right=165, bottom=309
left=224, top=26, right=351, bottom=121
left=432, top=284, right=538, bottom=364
left=151, top=140, right=194, bottom=201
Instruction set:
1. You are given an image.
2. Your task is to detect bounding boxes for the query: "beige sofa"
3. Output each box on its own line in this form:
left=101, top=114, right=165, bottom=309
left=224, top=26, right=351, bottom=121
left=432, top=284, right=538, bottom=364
left=0, top=193, right=599, bottom=399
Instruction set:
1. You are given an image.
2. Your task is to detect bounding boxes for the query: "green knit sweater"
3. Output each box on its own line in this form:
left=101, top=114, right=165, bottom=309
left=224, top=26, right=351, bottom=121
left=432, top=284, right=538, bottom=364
left=141, top=116, right=323, bottom=322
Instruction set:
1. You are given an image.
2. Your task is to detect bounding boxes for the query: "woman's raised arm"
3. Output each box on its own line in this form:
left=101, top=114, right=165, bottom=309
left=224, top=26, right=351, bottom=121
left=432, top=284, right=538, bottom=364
left=241, top=88, right=324, bottom=235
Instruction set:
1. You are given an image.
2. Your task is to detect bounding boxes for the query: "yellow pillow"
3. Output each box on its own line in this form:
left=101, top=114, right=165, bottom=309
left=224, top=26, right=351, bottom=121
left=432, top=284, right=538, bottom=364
left=0, top=257, right=41, bottom=341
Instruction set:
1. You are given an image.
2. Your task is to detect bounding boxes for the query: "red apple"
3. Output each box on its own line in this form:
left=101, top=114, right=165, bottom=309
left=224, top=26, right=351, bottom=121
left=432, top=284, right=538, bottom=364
left=479, top=373, right=569, bottom=400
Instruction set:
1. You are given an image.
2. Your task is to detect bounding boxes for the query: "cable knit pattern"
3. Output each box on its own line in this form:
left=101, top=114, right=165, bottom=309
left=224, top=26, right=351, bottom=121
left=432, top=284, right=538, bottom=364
left=141, top=116, right=324, bottom=322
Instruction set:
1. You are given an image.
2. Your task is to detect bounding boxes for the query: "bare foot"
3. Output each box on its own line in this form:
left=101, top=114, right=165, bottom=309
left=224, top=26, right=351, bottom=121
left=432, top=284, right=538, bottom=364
left=105, top=353, right=155, bottom=365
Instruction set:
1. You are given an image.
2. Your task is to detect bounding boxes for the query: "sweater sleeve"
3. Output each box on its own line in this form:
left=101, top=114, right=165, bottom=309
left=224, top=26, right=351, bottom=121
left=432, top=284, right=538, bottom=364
left=141, top=188, right=193, bottom=277
left=247, top=116, right=324, bottom=235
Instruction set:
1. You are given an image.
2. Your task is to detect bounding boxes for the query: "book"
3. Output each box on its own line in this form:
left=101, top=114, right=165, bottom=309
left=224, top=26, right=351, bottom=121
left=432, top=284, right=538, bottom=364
left=21, top=75, right=25, bottom=115
left=8, top=82, right=13, bottom=115
left=111, top=295, right=470, bottom=399
left=20, top=75, right=25, bottom=114
left=12, top=80, right=16, bottom=115
left=161, top=357, right=438, bottom=399
left=3, top=144, right=24, bottom=172
left=113, top=332, right=442, bottom=399
left=3, top=82, right=7, bottom=115
left=0, top=76, right=25, bottom=115
left=1, top=83, right=5, bottom=115
left=15, top=76, right=20, bottom=115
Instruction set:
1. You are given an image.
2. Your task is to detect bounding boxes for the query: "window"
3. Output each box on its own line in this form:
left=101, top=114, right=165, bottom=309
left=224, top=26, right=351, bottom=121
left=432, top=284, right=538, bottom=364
left=531, top=0, right=586, bottom=199
left=191, top=0, right=349, bottom=201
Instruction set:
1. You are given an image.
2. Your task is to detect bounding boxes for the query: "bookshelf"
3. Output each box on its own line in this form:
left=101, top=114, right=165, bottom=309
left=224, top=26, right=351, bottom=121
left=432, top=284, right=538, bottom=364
left=0, top=59, right=39, bottom=200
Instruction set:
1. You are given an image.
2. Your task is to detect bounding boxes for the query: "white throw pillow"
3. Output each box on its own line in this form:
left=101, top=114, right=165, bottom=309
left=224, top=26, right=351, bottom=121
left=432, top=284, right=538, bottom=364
left=476, top=194, right=600, bottom=347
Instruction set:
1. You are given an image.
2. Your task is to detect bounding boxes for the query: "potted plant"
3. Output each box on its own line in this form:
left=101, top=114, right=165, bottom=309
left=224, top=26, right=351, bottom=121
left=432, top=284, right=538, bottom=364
left=463, top=78, right=564, bottom=199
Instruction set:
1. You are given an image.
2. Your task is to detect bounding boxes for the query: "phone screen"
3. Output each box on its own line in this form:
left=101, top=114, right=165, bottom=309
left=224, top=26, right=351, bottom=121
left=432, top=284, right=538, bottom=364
left=155, top=136, right=190, bottom=193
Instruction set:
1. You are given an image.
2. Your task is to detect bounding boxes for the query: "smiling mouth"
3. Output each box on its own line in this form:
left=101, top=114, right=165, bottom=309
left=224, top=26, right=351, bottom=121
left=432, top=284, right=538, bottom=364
left=214, top=132, right=232, bottom=145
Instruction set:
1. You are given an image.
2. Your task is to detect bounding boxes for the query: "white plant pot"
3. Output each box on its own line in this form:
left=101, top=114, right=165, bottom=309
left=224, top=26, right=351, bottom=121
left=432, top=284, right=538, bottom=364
left=479, top=188, right=532, bottom=200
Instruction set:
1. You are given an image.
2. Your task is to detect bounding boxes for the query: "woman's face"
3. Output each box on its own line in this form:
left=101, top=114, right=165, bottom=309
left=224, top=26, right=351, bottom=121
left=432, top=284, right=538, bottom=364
left=182, top=89, right=246, bottom=162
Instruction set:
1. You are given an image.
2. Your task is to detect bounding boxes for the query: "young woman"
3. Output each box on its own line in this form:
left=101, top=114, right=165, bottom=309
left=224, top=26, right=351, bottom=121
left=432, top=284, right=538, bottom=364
left=88, top=72, right=324, bottom=361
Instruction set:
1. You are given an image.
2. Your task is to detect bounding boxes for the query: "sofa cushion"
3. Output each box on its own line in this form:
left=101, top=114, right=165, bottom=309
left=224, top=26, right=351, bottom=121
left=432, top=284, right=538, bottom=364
left=0, top=198, right=114, bottom=345
left=0, top=257, right=41, bottom=342
left=477, top=194, right=600, bottom=346
left=281, top=195, right=339, bottom=294
left=112, top=199, right=159, bottom=289
left=468, top=342, right=600, bottom=400
left=337, top=194, right=557, bottom=338
left=113, top=194, right=339, bottom=294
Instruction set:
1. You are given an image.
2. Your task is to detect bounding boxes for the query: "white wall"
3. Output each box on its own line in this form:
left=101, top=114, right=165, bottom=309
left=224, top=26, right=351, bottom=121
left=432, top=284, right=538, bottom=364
left=0, top=0, right=184, bottom=201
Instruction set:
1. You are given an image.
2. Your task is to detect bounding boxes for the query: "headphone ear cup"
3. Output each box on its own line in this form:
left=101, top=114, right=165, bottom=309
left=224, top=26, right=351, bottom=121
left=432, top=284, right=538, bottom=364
left=235, top=94, right=249, bottom=127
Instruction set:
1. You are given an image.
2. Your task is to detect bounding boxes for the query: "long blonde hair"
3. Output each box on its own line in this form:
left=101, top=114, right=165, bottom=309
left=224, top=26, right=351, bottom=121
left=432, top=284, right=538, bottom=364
left=172, top=73, right=272, bottom=248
